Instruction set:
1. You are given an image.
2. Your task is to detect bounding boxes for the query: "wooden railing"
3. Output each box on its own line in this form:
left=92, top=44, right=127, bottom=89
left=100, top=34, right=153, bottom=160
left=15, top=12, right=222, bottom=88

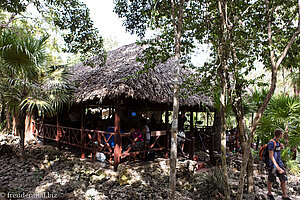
left=33, top=123, right=170, bottom=169
left=190, top=126, right=215, bottom=165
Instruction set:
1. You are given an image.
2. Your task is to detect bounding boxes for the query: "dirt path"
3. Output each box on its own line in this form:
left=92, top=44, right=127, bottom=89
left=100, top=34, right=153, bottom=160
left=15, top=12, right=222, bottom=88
left=0, top=135, right=299, bottom=200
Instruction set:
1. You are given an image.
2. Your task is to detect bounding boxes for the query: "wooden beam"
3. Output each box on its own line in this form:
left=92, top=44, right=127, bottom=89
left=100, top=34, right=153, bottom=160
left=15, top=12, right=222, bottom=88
left=165, top=110, right=169, bottom=130
left=56, top=115, right=61, bottom=149
left=189, top=137, right=195, bottom=160
left=81, top=104, right=85, bottom=159
left=209, top=133, right=215, bottom=165
left=206, top=112, right=209, bottom=126
left=164, top=110, right=169, bottom=159
left=114, top=101, right=122, bottom=171
left=190, top=111, right=193, bottom=132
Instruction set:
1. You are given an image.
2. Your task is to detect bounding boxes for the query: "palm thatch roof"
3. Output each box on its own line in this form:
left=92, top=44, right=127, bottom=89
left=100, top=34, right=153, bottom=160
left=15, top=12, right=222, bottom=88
left=69, top=43, right=213, bottom=108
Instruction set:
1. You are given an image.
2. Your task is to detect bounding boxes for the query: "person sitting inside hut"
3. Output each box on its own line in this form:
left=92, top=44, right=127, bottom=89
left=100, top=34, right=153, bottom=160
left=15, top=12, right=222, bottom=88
left=141, top=118, right=151, bottom=145
left=129, top=128, right=144, bottom=148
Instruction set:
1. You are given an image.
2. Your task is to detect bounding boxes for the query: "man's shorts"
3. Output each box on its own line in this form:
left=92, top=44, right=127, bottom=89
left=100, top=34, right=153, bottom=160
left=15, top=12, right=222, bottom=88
left=268, top=166, right=288, bottom=182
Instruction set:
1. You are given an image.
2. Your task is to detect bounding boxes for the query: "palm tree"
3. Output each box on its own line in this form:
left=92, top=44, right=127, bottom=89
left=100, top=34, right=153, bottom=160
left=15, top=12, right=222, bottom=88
left=21, top=65, right=75, bottom=116
left=288, top=68, right=300, bottom=96
left=0, top=30, right=74, bottom=157
left=268, top=95, right=300, bottom=147
left=0, top=30, right=48, bottom=157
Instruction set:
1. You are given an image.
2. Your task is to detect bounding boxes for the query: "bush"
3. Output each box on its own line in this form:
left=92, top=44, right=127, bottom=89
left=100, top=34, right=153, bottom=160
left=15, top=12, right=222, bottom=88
left=286, top=160, right=300, bottom=175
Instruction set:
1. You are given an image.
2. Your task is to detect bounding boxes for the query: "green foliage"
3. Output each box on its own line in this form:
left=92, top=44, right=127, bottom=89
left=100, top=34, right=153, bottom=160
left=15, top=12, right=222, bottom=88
left=0, top=0, right=106, bottom=66
left=281, top=148, right=290, bottom=163
left=286, top=160, right=300, bottom=175
left=0, top=31, right=48, bottom=112
left=289, top=123, right=300, bottom=147
left=251, top=149, right=260, bottom=161
left=114, top=0, right=204, bottom=69
left=20, top=65, right=75, bottom=117
left=268, top=95, right=300, bottom=124
left=253, top=90, right=300, bottom=146
left=256, top=115, right=276, bottom=144
left=248, top=88, right=269, bottom=113
left=38, top=0, right=106, bottom=65
left=0, top=30, right=74, bottom=117
left=0, top=0, right=27, bottom=13
left=198, top=167, right=225, bottom=198
left=0, top=30, right=48, bottom=77
left=0, top=119, right=6, bottom=131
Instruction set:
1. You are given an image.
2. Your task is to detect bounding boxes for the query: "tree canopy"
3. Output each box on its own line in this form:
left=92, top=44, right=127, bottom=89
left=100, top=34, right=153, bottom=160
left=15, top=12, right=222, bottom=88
left=0, top=0, right=106, bottom=66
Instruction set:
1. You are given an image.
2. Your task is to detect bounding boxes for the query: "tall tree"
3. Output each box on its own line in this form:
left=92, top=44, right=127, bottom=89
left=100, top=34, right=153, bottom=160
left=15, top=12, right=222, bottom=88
left=114, top=1, right=300, bottom=199
left=215, top=0, right=300, bottom=199
left=197, top=0, right=300, bottom=198
left=0, top=30, right=48, bottom=157
left=114, top=0, right=206, bottom=198
left=217, top=1, right=231, bottom=198
left=0, top=0, right=106, bottom=156
left=0, top=0, right=106, bottom=65
left=237, top=0, right=300, bottom=198
left=0, top=30, right=74, bottom=157
left=168, top=1, right=184, bottom=199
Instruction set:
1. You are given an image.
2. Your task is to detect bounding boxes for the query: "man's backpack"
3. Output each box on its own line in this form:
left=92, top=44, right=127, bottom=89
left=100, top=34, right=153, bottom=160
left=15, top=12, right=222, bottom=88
left=259, top=139, right=276, bottom=167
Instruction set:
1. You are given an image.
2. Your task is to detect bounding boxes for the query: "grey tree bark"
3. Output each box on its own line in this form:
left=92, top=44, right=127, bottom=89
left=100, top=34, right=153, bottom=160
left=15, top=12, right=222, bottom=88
left=169, top=0, right=184, bottom=199
left=217, top=0, right=231, bottom=199
left=236, top=1, right=300, bottom=199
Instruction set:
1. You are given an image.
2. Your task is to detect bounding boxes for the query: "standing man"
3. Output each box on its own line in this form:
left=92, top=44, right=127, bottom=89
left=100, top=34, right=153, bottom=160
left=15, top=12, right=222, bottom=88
left=267, top=129, right=291, bottom=200
left=177, top=110, right=187, bottom=157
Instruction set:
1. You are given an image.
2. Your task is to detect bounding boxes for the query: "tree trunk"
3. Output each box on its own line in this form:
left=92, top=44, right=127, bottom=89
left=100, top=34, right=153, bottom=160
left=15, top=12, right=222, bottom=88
left=0, top=102, right=5, bottom=124
left=13, top=114, right=18, bottom=136
left=15, top=109, right=26, bottom=158
left=219, top=72, right=230, bottom=200
left=25, top=112, right=35, bottom=141
left=282, top=68, right=286, bottom=95
left=218, top=0, right=231, bottom=199
left=236, top=1, right=300, bottom=199
left=169, top=1, right=184, bottom=199
left=6, top=108, right=11, bottom=132
left=114, top=102, right=122, bottom=171
left=247, top=151, right=254, bottom=193
left=213, top=110, right=221, bottom=152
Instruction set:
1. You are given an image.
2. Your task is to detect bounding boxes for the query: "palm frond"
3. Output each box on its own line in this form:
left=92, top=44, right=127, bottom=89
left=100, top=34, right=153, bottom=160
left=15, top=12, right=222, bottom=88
left=21, top=96, right=55, bottom=117
left=0, top=30, right=48, bottom=78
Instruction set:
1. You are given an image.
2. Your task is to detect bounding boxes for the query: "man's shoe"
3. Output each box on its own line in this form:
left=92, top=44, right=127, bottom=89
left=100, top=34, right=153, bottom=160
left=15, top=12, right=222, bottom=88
left=267, top=194, right=275, bottom=200
left=282, top=197, right=291, bottom=200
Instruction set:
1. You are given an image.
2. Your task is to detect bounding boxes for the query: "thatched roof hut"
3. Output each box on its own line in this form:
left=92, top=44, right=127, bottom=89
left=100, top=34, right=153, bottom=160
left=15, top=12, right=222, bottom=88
left=70, top=43, right=213, bottom=109
left=42, top=44, right=217, bottom=170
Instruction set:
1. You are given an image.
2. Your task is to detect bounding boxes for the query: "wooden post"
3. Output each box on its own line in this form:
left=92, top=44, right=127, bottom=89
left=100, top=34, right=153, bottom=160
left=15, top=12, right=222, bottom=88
left=42, top=121, right=45, bottom=145
left=56, top=115, right=61, bottom=149
left=81, top=104, right=85, bottom=159
left=109, top=107, right=111, bottom=119
left=165, top=110, right=169, bottom=130
left=100, top=108, right=103, bottom=119
left=207, top=112, right=209, bottom=126
left=114, top=102, right=122, bottom=171
left=165, top=132, right=170, bottom=159
left=164, top=110, right=169, bottom=159
left=209, top=133, right=215, bottom=165
left=190, top=111, right=193, bottom=135
left=189, top=137, right=195, bottom=160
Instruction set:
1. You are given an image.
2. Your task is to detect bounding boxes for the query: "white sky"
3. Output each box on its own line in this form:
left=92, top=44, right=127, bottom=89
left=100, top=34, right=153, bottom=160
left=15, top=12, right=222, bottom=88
left=81, top=0, right=210, bottom=67
left=82, top=0, right=139, bottom=48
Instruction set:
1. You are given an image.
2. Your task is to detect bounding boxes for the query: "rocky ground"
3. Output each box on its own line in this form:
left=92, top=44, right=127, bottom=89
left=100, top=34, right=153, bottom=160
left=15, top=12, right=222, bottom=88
left=0, top=134, right=299, bottom=200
